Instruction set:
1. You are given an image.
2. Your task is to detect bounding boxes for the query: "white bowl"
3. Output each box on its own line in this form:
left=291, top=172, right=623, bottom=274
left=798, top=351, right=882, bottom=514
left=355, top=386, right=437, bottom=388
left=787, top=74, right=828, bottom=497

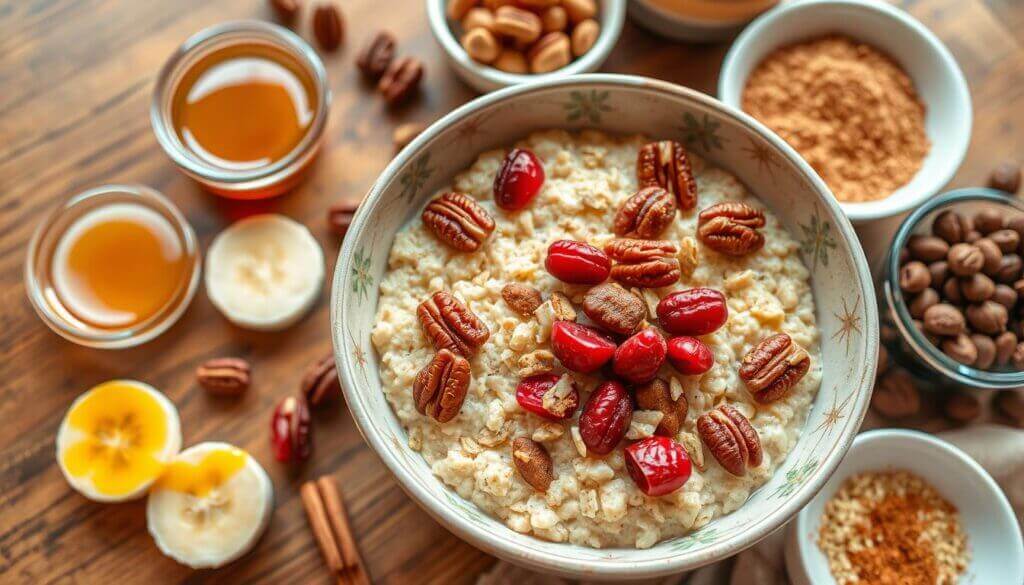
left=786, top=429, right=1024, bottom=585
left=331, top=74, right=878, bottom=579
left=628, top=0, right=782, bottom=43
left=427, top=0, right=626, bottom=93
left=718, top=0, right=972, bottom=224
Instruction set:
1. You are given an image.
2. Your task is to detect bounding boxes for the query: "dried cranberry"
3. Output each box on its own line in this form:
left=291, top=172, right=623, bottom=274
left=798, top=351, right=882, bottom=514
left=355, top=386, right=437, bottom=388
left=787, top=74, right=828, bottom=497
left=550, top=321, right=616, bottom=373
left=657, top=288, right=728, bottom=336
left=612, top=328, right=667, bottom=384
left=494, top=148, right=545, bottom=211
left=270, top=395, right=312, bottom=464
left=667, top=336, right=714, bottom=375
left=515, top=374, right=580, bottom=420
left=545, top=240, right=611, bottom=284
left=579, top=381, right=633, bottom=455
left=625, top=436, right=692, bottom=496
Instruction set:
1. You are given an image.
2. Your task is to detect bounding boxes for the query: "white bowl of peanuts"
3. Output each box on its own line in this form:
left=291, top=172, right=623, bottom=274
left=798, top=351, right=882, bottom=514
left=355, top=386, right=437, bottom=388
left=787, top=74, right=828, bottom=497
left=427, top=0, right=627, bottom=93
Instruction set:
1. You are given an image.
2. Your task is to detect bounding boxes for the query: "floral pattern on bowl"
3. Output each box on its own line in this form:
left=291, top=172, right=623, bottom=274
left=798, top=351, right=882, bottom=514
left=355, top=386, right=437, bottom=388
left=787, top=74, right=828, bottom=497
left=330, top=74, right=877, bottom=579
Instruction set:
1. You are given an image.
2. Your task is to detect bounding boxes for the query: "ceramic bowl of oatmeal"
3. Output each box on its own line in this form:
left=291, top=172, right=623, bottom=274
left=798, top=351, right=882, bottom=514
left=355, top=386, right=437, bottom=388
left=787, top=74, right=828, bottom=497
left=331, top=74, right=877, bottom=579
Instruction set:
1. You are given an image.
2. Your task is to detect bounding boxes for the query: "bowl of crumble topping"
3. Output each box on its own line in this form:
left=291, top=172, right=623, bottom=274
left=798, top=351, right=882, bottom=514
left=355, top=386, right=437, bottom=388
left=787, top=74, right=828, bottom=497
left=330, top=74, right=877, bottom=579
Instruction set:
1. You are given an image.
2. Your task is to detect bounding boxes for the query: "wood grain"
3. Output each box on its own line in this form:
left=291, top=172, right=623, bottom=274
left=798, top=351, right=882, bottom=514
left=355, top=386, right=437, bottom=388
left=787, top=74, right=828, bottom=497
left=0, top=1, right=1020, bottom=583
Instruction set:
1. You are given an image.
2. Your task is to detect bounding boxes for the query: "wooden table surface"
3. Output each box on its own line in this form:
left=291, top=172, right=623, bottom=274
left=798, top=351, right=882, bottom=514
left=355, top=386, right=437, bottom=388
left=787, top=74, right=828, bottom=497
left=0, top=1, right=1021, bottom=583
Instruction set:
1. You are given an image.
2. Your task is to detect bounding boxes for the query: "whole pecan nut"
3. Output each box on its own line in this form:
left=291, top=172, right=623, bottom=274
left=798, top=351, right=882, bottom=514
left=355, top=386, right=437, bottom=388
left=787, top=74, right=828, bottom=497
left=356, top=30, right=396, bottom=79
left=502, top=283, right=543, bottom=316
left=300, top=353, right=341, bottom=407
left=739, top=333, right=810, bottom=403
left=582, top=282, right=646, bottom=335
left=697, top=202, right=766, bottom=256
left=413, top=349, right=471, bottom=423
left=378, top=56, right=424, bottom=106
left=511, top=437, right=554, bottom=492
left=605, top=238, right=680, bottom=288
left=613, top=186, right=677, bottom=239
left=422, top=191, right=495, bottom=252
left=196, top=357, right=251, bottom=396
left=636, top=141, right=698, bottom=210
left=312, top=3, right=344, bottom=51
left=417, top=291, right=490, bottom=356
left=634, top=378, right=688, bottom=437
left=269, top=0, right=300, bottom=24
left=696, top=404, right=762, bottom=477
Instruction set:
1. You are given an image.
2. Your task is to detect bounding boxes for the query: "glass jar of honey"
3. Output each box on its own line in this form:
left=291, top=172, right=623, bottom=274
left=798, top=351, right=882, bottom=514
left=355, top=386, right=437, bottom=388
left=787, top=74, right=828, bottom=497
left=25, top=185, right=201, bottom=348
left=151, top=21, right=330, bottom=199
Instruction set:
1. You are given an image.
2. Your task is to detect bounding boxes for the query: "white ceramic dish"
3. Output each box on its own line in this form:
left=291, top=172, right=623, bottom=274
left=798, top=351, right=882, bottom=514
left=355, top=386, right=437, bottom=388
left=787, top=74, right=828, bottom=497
left=426, top=0, right=626, bottom=93
left=331, top=74, right=878, bottom=579
left=786, top=428, right=1024, bottom=585
left=718, top=0, right=972, bottom=225
left=628, top=0, right=782, bottom=42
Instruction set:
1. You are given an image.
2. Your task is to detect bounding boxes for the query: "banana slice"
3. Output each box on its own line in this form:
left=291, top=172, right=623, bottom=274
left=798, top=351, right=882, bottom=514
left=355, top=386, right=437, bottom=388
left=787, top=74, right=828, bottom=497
left=205, top=214, right=324, bottom=331
left=147, top=442, right=273, bottom=569
left=56, top=380, right=182, bottom=503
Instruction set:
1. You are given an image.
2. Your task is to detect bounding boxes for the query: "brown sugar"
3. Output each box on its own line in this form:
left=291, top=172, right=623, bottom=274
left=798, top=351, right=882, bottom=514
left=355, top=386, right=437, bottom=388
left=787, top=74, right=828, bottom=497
left=742, top=35, right=930, bottom=203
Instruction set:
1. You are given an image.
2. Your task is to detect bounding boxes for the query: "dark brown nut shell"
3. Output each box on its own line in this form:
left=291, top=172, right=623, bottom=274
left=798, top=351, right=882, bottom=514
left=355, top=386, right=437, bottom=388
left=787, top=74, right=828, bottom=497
left=511, top=437, right=554, bottom=492
left=922, top=303, right=966, bottom=336
left=996, top=331, right=1018, bottom=366
left=300, top=353, right=342, bottom=407
left=932, top=210, right=968, bottom=244
left=898, top=261, right=931, bottom=294
left=378, top=56, right=424, bottom=106
left=697, top=202, right=766, bottom=256
left=975, top=238, right=1004, bottom=276
left=417, top=291, right=490, bottom=356
left=312, top=3, right=344, bottom=51
left=966, top=301, right=1008, bottom=335
left=907, top=235, right=949, bottom=263
left=908, top=288, right=939, bottom=319
left=582, top=283, right=646, bottom=335
left=871, top=369, right=920, bottom=418
left=413, top=349, right=471, bottom=423
left=972, top=334, right=997, bottom=369
left=196, top=357, right=251, bottom=396
left=959, top=273, right=995, bottom=303
left=356, top=31, right=397, bottom=79
left=739, top=333, right=811, bottom=403
left=697, top=404, right=762, bottom=477
left=974, top=208, right=1005, bottom=235
left=947, top=243, right=984, bottom=276
left=502, top=283, right=543, bottom=316
left=634, top=378, right=688, bottom=437
left=422, top=192, right=495, bottom=252
left=941, top=334, right=978, bottom=366
left=636, top=141, right=698, bottom=210
left=613, top=186, right=677, bottom=239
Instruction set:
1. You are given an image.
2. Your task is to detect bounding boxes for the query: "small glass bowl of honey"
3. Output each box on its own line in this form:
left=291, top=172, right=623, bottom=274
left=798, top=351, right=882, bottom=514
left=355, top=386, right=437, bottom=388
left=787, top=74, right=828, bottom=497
left=25, top=185, right=201, bottom=348
left=151, top=21, right=330, bottom=199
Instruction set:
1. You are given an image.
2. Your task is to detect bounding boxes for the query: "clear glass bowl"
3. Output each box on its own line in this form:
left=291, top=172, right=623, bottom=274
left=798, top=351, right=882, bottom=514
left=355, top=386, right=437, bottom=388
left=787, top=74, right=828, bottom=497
left=25, top=185, right=201, bottom=349
left=881, top=187, right=1024, bottom=389
left=150, top=20, right=330, bottom=199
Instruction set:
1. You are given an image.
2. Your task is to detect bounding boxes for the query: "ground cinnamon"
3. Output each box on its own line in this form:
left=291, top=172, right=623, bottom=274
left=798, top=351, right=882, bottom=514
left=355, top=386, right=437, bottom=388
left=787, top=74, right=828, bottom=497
left=742, top=35, right=930, bottom=203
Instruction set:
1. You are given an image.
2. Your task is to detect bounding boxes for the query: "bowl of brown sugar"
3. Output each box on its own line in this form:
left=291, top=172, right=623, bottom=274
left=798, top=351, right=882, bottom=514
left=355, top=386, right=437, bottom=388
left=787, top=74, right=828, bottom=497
left=718, top=0, right=971, bottom=224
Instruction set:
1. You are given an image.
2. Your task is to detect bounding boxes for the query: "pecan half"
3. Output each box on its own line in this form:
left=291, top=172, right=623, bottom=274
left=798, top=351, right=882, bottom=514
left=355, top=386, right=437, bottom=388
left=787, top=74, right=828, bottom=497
left=502, top=283, right=543, bottom=316
left=605, top=239, right=681, bottom=288
left=300, top=353, right=341, bottom=407
left=635, top=378, right=688, bottom=437
left=312, top=3, right=344, bottom=51
left=356, top=30, right=396, bottom=79
left=512, top=437, right=554, bottom=492
left=417, top=291, right=490, bottom=356
left=413, top=349, right=471, bottom=423
left=422, top=191, right=495, bottom=252
left=582, top=282, right=645, bottom=335
left=697, top=404, right=762, bottom=477
left=697, top=202, right=766, bottom=256
left=739, top=333, right=810, bottom=403
left=378, top=56, right=424, bottom=106
left=636, top=141, right=698, bottom=210
left=196, top=357, right=251, bottom=396
left=613, top=186, right=677, bottom=239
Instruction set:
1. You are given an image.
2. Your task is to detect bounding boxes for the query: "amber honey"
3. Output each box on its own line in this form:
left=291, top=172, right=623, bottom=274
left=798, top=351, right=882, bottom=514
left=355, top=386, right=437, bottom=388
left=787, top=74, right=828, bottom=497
left=52, top=203, right=191, bottom=329
left=171, top=43, right=318, bottom=171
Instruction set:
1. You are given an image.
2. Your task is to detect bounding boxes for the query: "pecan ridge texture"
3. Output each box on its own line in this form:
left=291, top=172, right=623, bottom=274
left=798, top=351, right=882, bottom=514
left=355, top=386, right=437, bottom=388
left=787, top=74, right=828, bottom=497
left=417, top=291, right=490, bottom=356
left=636, top=141, right=698, bottom=210
left=413, top=349, right=471, bottom=423
left=696, top=404, right=762, bottom=476
left=697, top=201, right=766, bottom=256
left=422, top=191, right=495, bottom=252
left=739, top=333, right=810, bottom=403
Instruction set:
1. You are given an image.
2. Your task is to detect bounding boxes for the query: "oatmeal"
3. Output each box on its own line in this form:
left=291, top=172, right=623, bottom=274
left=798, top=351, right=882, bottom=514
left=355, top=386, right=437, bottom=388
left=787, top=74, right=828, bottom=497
left=371, top=130, right=822, bottom=548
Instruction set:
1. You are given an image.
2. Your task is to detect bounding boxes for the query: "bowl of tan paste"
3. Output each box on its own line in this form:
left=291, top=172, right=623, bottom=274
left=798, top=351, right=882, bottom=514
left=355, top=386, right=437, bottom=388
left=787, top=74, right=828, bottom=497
left=718, top=0, right=972, bottom=224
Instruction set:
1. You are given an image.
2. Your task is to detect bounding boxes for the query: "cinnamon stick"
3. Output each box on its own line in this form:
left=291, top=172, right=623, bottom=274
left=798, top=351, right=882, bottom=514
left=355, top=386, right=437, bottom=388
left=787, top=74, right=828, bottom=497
left=300, top=481, right=346, bottom=577
left=316, top=476, right=371, bottom=585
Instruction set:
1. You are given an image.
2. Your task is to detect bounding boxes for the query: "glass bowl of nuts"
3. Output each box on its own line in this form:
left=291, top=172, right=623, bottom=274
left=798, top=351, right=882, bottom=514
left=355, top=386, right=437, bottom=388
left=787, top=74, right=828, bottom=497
left=427, top=0, right=627, bottom=93
left=882, top=188, right=1024, bottom=389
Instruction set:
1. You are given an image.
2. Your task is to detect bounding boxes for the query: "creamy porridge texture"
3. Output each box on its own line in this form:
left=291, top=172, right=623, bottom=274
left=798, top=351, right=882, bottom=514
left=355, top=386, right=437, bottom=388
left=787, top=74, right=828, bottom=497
left=371, top=129, right=822, bottom=548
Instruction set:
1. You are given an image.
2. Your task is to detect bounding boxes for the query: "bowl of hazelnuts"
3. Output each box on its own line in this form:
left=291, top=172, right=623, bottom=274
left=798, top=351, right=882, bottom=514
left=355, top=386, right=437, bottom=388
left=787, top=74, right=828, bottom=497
left=428, top=0, right=626, bottom=93
left=883, top=188, right=1024, bottom=389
